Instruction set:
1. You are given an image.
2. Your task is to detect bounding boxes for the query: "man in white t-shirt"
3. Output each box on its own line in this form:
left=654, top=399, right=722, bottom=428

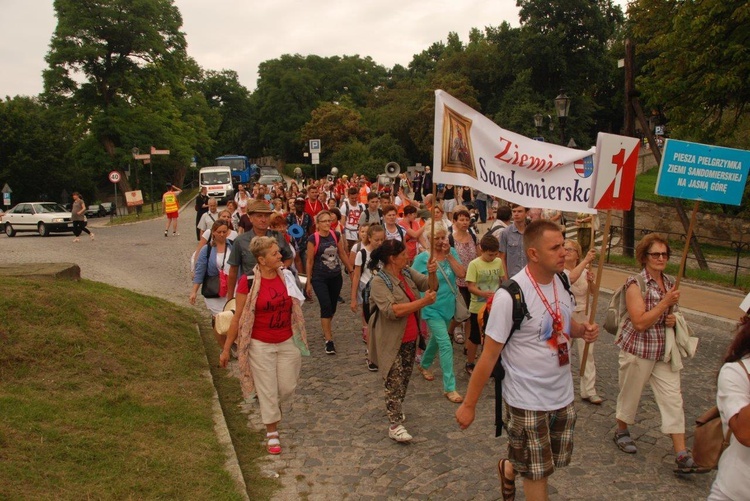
left=456, top=220, right=599, bottom=501
left=340, top=187, right=365, bottom=251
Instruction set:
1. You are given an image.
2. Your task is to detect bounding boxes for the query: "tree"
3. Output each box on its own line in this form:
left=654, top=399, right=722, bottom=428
left=43, top=0, right=210, bottom=194
left=0, top=96, right=84, bottom=203
left=631, top=0, right=750, bottom=148
left=300, top=102, right=367, bottom=165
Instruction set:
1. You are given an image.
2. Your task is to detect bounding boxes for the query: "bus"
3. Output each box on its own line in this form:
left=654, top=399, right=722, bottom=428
left=215, top=155, right=259, bottom=186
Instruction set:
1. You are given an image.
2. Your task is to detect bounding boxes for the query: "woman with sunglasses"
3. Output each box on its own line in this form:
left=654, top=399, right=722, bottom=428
left=612, top=233, right=708, bottom=474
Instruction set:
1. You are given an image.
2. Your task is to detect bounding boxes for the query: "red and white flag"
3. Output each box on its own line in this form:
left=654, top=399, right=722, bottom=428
left=589, top=133, right=640, bottom=210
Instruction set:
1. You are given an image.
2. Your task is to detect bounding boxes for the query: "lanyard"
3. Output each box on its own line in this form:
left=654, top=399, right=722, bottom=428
left=525, top=267, right=563, bottom=333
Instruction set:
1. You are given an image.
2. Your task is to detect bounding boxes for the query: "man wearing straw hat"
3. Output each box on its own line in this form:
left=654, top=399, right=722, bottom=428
left=226, top=200, right=293, bottom=301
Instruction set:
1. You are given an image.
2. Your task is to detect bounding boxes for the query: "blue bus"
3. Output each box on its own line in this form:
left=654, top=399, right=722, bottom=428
left=215, top=155, right=259, bottom=186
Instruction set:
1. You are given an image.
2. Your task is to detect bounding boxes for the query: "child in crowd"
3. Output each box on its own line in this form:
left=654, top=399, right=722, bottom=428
left=464, top=234, right=504, bottom=374
left=350, top=223, right=386, bottom=371
left=348, top=223, right=370, bottom=266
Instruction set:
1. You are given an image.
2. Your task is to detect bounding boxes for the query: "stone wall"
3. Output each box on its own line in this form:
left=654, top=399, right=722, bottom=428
left=607, top=201, right=750, bottom=244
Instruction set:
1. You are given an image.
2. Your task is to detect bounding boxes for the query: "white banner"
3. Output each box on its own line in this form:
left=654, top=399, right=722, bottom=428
left=432, top=90, right=597, bottom=213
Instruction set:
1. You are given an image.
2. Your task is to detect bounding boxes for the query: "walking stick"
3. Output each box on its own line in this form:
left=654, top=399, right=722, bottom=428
left=584, top=215, right=596, bottom=316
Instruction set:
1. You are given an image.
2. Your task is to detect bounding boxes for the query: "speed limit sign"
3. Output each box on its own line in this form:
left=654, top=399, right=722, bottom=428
left=108, top=171, right=121, bottom=183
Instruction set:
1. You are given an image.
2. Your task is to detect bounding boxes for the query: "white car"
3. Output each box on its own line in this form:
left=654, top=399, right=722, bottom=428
left=2, top=202, right=74, bottom=237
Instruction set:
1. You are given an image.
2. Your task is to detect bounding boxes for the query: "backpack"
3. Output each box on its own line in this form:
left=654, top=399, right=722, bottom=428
left=489, top=272, right=572, bottom=437
left=365, top=208, right=384, bottom=225
left=603, top=274, right=646, bottom=335
left=313, top=230, right=338, bottom=255
left=485, top=220, right=508, bottom=241
left=362, top=268, right=413, bottom=323
left=692, top=360, right=749, bottom=469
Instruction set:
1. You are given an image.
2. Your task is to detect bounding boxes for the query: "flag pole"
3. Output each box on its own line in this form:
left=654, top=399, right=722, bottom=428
left=674, top=201, right=699, bottom=291
left=584, top=213, right=596, bottom=316
left=580, top=210, right=611, bottom=375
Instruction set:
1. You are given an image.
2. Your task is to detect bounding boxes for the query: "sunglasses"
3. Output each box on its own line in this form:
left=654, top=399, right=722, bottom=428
left=647, top=252, right=669, bottom=259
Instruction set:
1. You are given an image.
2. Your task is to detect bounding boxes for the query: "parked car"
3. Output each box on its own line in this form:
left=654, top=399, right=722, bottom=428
left=99, top=202, right=116, bottom=216
left=85, top=204, right=102, bottom=218
left=3, top=202, right=74, bottom=237
left=256, top=167, right=284, bottom=186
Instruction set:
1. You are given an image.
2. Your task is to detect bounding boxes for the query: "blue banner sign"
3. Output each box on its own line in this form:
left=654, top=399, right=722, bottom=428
left=656, top=139, right=749, bottom=205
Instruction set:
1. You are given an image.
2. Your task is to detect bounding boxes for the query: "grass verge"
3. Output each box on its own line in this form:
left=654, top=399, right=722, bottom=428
left=196, top=322, right=280, bottom=500
left=0, top=277, right=246, bottom=499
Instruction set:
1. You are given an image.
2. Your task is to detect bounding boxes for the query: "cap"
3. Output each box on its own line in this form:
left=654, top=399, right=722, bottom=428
left=246, top=200, right=274, bottom=214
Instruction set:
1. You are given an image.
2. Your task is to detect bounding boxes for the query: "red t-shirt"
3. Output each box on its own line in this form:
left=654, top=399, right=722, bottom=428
left=399, top=274, right=419, bottom=343
left=237, top=274, right=293, bottom=344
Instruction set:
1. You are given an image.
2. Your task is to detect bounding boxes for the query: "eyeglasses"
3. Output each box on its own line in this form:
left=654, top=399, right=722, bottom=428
left=647, top=252, right=669, bottom=259
left=564, top=247, right=578, bottom=253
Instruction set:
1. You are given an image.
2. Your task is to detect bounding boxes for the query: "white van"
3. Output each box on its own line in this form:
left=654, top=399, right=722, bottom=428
left=199, top=166, right=234, bottom=204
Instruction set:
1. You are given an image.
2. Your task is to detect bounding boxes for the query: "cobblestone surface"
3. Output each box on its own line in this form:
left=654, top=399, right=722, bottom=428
left=2, top=213, right=738, bottom=500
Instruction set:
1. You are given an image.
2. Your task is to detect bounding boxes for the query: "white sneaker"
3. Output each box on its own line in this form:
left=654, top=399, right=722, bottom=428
left=388, top=424, right=412, bottom=442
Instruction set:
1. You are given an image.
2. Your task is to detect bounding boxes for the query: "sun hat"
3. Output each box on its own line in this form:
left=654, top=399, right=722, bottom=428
left=214, top=298, right=236, bottom=336
left=246, top=200, right=274, bottom=214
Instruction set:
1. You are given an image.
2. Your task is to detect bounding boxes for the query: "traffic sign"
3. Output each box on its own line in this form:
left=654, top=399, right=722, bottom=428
left=309, top=139, right=321, bottom=154
left=108, top=171, right=121, bottom=183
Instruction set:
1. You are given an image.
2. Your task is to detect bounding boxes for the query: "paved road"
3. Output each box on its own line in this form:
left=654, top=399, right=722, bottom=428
left=2, top=213, right=742, bottom=500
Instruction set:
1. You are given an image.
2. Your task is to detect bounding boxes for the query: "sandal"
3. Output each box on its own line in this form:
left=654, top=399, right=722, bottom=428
left=266, top=431, right=281, bottom=455
left=497, top=458, right=516, bottom=501
left=583, top=395, right=603, bottom=405
left=454, top=331, right=465, bottom=344
left=465, top=363, right=475, bottom=375
left=614, top=430, right=637, bottom=454
left=445, top=391, right=464, bottom=403
left=418, top=365, right=435, bottom=381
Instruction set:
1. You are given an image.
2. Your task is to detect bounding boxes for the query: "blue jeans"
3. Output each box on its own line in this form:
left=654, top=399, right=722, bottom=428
left=421, top=317, right=456, bottom=392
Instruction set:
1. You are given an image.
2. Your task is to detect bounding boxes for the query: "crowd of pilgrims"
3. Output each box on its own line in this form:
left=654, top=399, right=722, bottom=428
left=185, top=170, right=748, bottom=501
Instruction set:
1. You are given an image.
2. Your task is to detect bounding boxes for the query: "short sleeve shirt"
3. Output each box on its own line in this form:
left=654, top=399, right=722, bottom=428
left=466, top=257, right=504, bottom=313
left=485, top=269, right=574, bottom=411
left=412, top=249, right=460, bottom=321
left=227, top=228, right=293, bottom=278
left=498, top=222, right=527, bottom=277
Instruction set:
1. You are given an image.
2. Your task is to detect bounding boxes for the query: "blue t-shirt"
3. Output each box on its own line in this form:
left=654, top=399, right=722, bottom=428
left=412, top=248, right=460, bottom=321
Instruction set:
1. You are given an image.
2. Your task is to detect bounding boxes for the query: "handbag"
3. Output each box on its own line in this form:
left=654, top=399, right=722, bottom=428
left=200, top=245, right=227, bottom=299
left=437, top=261, right=470, bottom=323
left=692, top=359, right=748, bottom=469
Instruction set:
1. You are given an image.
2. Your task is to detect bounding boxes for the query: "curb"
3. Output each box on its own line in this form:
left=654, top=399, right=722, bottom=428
left=195, top=324, right=250, bottom=501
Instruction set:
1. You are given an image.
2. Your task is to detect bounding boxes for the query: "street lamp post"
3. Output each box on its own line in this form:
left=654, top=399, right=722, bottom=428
left=554, top=89, right=571, bottom=145
left=533, top=112, right=544, bottom=138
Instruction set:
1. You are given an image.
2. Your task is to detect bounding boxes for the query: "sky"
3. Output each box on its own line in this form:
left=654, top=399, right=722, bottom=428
left=0, top=0, right=527, bottom=99
left=1, top=0, right=630, bottom=100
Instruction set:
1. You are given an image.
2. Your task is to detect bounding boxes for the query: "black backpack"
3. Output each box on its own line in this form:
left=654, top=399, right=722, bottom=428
left=364, top=208, right=384, bottom=225
left=490, top=272, right=573, bottom=437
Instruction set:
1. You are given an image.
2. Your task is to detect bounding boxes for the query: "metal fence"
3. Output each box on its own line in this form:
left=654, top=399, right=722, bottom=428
left=601, top=218, right=750, bottom=286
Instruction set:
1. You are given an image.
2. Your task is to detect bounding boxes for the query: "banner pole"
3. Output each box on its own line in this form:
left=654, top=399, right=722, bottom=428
left=584, top=213, right=596, bottom=316
left=674, top=201, right=699, bottom=291
left=580, top=210, right=612, bottom=375
left=428, top=184, right=438, bottom=291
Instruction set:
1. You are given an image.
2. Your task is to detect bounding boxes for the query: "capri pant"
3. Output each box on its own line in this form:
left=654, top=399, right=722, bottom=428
left=311, top=274, right=343, bottom=319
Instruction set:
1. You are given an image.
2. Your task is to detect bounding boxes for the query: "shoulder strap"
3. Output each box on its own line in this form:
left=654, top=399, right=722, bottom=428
left=397, top=224, right=405, bottom=240
left=343, top=200, right=350, bottom=217
left=359, top=248, right=367, bottom=269
left=449, top=233, right=455, bottom=247
left=377, top=270, right=394, bottom=291
left=469, top=229, right=477, bottom=245
left=500, top=279, right=530, bottom=339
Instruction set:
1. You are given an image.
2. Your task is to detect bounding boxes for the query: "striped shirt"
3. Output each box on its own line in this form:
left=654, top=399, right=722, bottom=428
left=616, top=269, right=673, bottom=360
